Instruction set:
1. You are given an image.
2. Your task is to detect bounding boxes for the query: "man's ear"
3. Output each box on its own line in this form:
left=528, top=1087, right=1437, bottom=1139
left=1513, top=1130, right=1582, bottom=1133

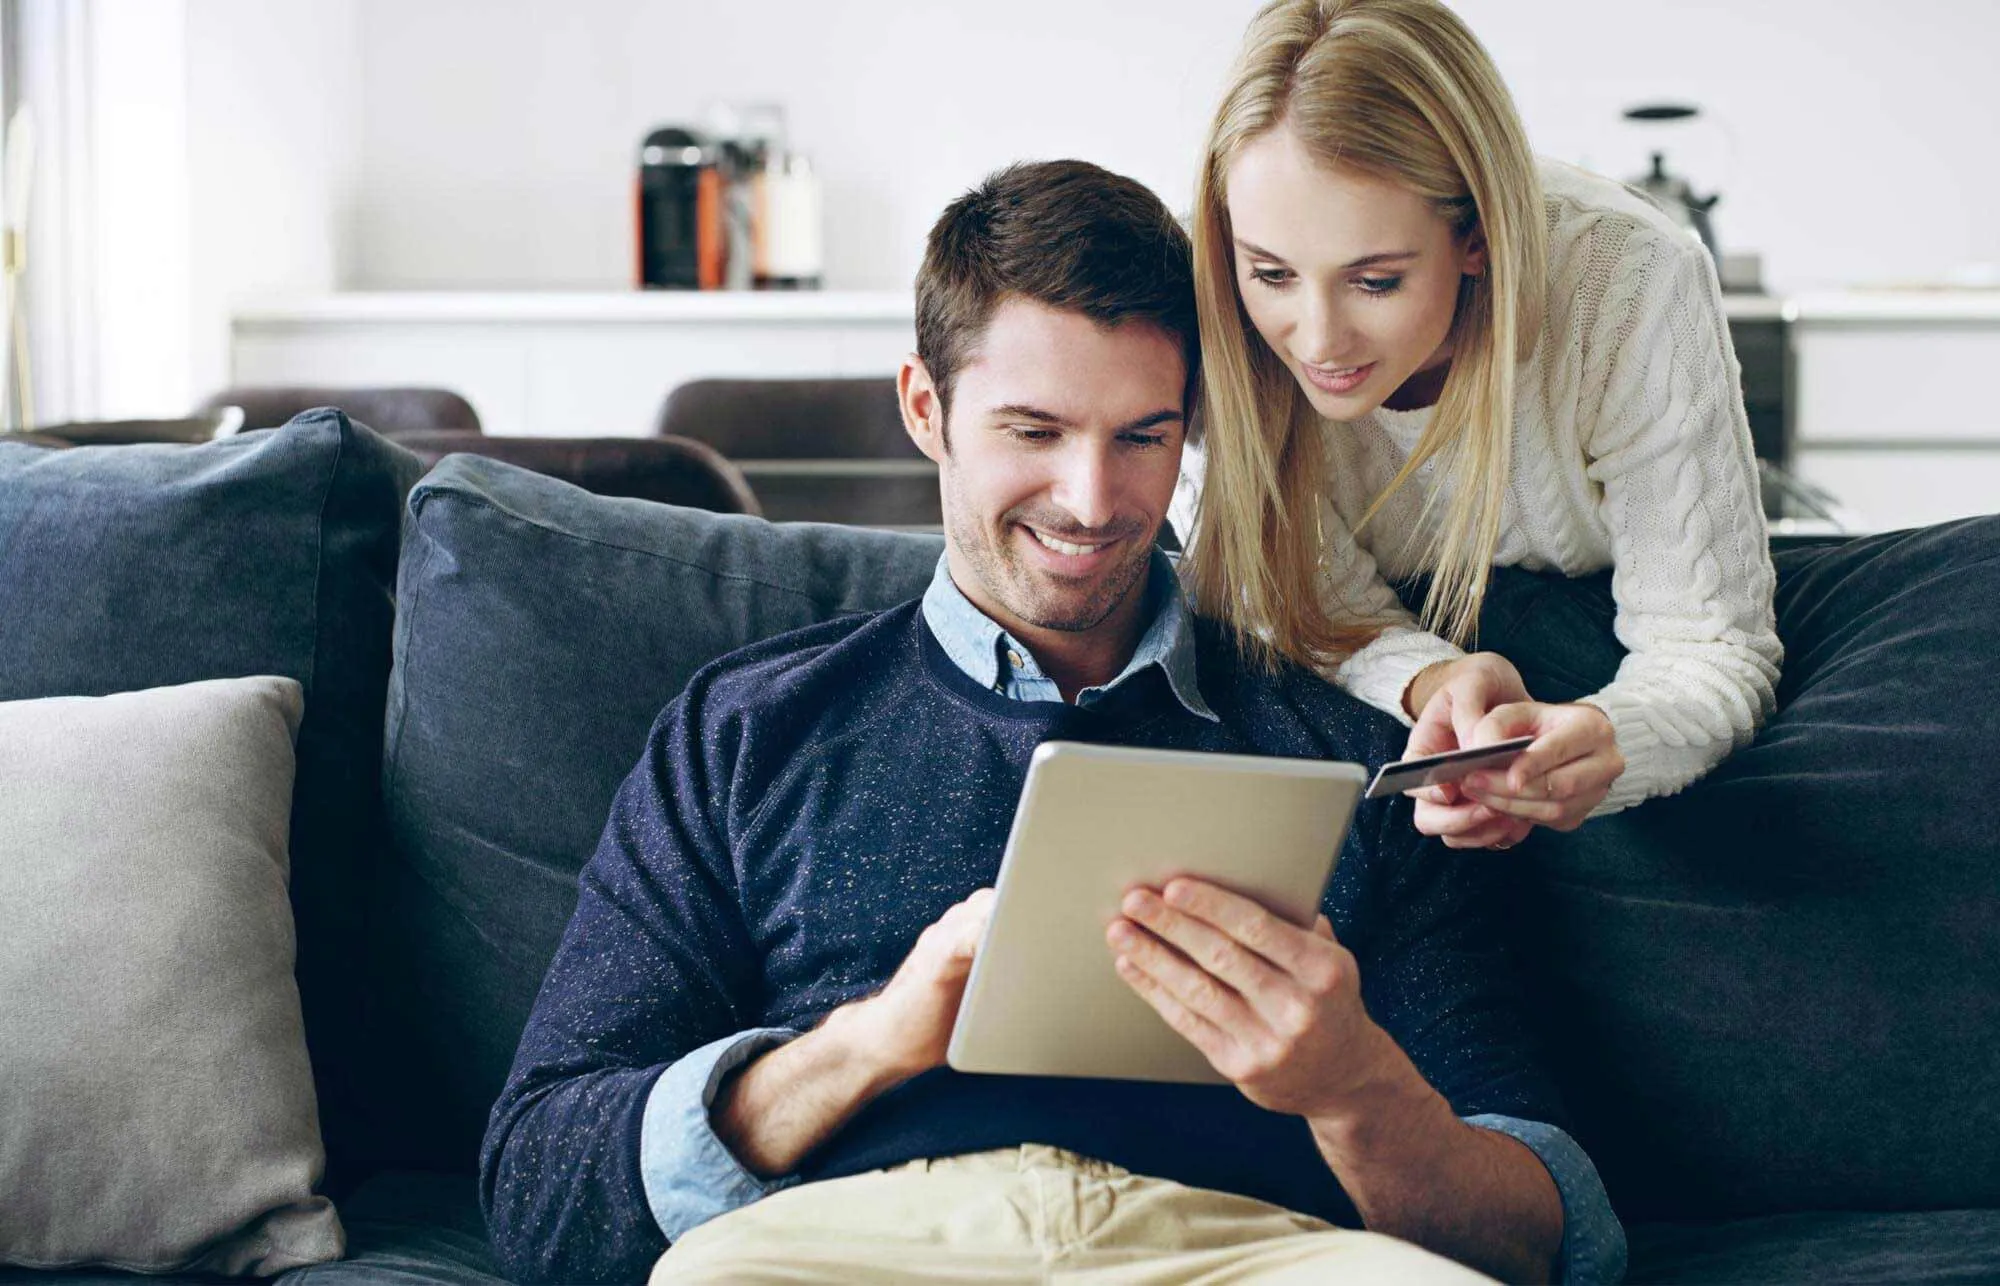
left=898, top=355, right=948, bottom=465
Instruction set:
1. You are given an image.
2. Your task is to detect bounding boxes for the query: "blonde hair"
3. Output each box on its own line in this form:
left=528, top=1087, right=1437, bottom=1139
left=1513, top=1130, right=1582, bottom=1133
left=1184, top=0, right=1545, bottom=670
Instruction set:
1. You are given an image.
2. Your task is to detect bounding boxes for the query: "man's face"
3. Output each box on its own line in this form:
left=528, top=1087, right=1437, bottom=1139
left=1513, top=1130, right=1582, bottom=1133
left=903, top=297, right=1187, bottom=648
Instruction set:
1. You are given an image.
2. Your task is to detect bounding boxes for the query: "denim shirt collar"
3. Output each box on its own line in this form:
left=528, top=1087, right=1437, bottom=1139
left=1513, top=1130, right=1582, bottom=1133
left=920, top=549, right=1218, bottom=722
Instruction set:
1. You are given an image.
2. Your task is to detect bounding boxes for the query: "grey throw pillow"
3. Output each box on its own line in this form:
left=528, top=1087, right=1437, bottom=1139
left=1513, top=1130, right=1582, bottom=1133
left=0, top=675, right=344, bottom=1275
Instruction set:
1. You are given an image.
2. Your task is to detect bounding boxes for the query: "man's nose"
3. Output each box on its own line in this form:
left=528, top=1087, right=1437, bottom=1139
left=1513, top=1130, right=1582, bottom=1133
left=1050, top=444, right=1116, bottom=531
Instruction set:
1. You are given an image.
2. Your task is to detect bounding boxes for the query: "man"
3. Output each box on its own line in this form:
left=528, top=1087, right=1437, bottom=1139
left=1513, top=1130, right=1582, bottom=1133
left=480, top=160, right=1624, bottom=1286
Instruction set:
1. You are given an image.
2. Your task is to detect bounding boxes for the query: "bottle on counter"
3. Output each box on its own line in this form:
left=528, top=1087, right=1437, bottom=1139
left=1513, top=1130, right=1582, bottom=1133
left=696, top=102, right=826, bottom=291
left=753, top=149, right=823, bottom=290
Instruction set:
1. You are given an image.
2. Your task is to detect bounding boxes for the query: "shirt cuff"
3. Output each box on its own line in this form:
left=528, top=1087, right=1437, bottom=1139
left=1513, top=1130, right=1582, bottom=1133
left=639, top=1027, right=802, bottom=1242
left=1464, top=1114, right=1627, bottom=1285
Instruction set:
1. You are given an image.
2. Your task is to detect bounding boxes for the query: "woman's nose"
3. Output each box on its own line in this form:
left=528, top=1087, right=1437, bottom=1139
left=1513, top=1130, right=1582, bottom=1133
left=1296, top=287, right=1356, bottom=365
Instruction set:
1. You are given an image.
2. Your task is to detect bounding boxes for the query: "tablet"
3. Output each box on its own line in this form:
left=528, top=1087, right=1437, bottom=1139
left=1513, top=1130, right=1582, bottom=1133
left=946, top=741, right=1365, bottom=1085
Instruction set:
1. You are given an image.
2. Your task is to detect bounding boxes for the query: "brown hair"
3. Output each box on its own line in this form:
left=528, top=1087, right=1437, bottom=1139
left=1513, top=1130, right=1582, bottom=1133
left=916, top=159, right=1200, bottom=425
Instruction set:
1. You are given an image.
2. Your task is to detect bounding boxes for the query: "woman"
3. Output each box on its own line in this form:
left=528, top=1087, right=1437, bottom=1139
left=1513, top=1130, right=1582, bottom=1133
left=1177, top=0, right=1781, bottom=849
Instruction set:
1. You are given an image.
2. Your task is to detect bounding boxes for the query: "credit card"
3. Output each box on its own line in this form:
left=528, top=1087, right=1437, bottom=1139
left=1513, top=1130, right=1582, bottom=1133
left=1364, top=735, right=1536, bottom=800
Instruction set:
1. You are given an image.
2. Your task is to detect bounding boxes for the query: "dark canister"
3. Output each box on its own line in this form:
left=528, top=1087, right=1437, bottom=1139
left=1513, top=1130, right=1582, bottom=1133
left=636, top=126, right=723, bottom=289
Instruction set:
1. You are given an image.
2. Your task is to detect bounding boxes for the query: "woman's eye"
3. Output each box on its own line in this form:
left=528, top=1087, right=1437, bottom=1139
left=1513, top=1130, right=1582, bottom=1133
left=1356, top=275, right=1404, bottom=296
left=1248, top=266, right=1292, bottom=288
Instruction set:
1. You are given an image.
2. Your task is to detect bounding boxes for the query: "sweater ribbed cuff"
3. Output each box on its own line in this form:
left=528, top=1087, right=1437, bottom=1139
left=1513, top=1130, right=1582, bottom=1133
left=1576, top=690, right=1721, bottom=818
left=1333, top=629, right=1467, bottom=726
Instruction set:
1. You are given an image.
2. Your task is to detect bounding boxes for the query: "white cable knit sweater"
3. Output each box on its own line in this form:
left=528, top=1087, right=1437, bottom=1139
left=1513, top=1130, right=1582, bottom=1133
left=1176, top=159, right=1782, bottom=816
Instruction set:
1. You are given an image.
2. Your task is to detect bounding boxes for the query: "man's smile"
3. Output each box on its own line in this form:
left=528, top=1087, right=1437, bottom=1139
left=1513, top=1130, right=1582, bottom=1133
left=1018, top=523, right=1124, bottom=574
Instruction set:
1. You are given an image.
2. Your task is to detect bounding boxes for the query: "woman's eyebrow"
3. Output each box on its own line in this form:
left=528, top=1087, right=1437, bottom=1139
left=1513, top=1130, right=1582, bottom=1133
left=1234, top=237, right=1288, bottom=263
left=1342, top=250, right=1419, bottom=269
left=1235, top=238, right=1420, bottom=271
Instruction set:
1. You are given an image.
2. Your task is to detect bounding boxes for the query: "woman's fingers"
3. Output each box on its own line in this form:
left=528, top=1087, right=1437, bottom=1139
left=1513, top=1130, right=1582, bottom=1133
left=1405, top=679, right=1625, bottom=833
left=1446, top=811, right=1533, bottom=850
left=1461, top=703, right=1624, bottom=828
left=1402, top=690, right=1464, bottom=805
left=1416, top=796, right=1523, bottom=848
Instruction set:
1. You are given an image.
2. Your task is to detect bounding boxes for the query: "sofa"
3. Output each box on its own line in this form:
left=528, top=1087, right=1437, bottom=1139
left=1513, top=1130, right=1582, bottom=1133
left=0, top=411, right=1993, bottom=1284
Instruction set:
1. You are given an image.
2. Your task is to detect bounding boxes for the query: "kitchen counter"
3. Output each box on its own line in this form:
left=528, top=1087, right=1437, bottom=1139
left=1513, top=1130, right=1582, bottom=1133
left=233, top=290, right=918, bottom=325
left=232, top=287, right=2000, bottom=327
left=228, top=288, right=2000, bottom=531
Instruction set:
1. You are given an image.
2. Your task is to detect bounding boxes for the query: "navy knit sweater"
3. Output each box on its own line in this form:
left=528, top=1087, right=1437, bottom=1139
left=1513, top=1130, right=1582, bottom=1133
left=480, top=602, right=1566, bottom=1284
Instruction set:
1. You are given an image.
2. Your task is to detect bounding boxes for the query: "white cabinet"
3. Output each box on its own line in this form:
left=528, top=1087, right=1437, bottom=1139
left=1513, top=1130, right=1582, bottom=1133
left=1792, top=449, right=2000, bottom=531
left=230, top=293, right=917, bottom=439
left=1787, top=294, right=2000, bottom=531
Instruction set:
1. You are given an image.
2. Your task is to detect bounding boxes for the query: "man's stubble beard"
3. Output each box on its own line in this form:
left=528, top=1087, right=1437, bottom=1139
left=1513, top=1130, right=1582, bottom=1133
left=947, top=494, right=1152, bottom=636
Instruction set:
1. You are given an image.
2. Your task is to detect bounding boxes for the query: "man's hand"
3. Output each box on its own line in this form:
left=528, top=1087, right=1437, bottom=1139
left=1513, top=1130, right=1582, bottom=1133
left=1105, top=878, right=1401, bottom=1121
left=1402, top=653, right=1536, bottom=850
left=713, top=888, right=993, bottom=1179
left=841, top=887, right=995, bottom=1080
left=1107, top=877, right=1565, bottom=1283
left=1458, top=702, right=1624, bottom=832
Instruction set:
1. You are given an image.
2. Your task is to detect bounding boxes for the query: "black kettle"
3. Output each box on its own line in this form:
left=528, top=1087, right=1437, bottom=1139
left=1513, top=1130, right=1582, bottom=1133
left=1623, top=104, right=1721, bottom=259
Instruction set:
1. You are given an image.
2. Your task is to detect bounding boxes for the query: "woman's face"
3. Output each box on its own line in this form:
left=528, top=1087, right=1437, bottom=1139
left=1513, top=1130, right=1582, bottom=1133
left=1224, top=122, right=1485, bottom=418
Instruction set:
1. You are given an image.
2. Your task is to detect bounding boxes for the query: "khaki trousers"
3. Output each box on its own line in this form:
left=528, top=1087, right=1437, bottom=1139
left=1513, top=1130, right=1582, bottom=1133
left=652, top=1144, right=1495, bottom=1285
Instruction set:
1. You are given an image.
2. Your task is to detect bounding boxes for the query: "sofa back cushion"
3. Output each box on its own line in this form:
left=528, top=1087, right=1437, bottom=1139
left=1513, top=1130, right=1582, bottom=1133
left=1494, top=520, right=2000, bottom=1219
left=382, top=455, right=941, bottom=1169
left=0, top=412, right=419, bottom=1189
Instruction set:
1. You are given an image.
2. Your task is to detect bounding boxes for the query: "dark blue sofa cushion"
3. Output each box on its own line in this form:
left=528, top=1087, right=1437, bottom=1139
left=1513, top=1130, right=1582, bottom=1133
left=1627, top=1209, right=2000, bottom=1284
left=11, top=1197, right=1993, bottom=1286
left=0, top=1173, right=506, bottom=1286
left=380, top=455, right=941, bottom=1170
left=1477, top=519, right=2000, bottom=1220
left=0, top=413, right=420, bottom=1189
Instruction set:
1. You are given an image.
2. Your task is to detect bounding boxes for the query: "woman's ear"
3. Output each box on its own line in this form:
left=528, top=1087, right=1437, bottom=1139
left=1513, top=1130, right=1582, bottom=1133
left=1459, top=223, right=1490, bottom=279
left=898, top=355, right=948, bottom=464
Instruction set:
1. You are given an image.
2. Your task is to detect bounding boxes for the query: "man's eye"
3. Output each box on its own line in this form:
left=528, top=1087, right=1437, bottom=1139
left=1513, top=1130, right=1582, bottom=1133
left=1357, top=275, right=1404, bottom=296
left=1011, top=427, right=1058, bottom=442
left=1123, top=434, right=1168, bottom=448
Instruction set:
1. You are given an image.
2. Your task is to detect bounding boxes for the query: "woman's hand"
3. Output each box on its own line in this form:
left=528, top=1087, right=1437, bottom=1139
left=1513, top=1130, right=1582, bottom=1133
left=1458, top=702, right=1624, bottom=833
left=1401, top=653, right=1536, bottom=850
left=1399, top=654, right=1625, bottom=847
left=1401, top=652, right=1528, bottom=725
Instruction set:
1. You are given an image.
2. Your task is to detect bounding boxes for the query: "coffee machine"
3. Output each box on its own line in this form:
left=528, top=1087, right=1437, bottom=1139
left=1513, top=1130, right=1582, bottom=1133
left=635, top=127, right=723, bottom=290
left=634, top=107, right=823, bottom=291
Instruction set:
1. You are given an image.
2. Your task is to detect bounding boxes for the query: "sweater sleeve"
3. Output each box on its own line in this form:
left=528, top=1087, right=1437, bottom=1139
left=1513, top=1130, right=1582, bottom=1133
left=1320, top=494, right=1466, bottom=724
left=1357, top=797, right=1567, bottom=1125
left=1355, top=795, right=1627, bottom=1284
left=1574, top=228, right=1782, bottom=815
left=479, top=681, right=762, bottom=1285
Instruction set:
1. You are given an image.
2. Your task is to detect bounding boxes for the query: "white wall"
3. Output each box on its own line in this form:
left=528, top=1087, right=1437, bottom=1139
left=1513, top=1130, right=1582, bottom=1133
left=352, top=0, right=1260, bottom=291
left=57, top=0, right=359, bottom=419
left=84, top=0, right=191, bottom=420
left=185, top=0, right=362, bottom=404
left=348, top=0, right=2000, bottom=295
